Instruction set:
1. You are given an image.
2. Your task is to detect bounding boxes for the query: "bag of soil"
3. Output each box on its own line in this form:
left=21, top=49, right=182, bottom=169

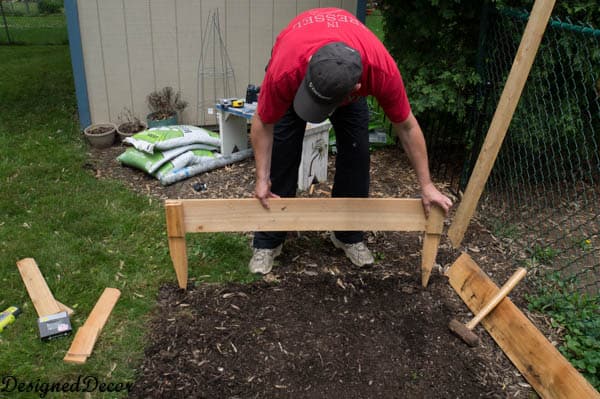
left=123, top=125, right=221, bottom=154
left=117, top=144, right=216, bottom=175
left=159, top=149, right=253, bottom=186
left=154, top=149, right=220, bottom=180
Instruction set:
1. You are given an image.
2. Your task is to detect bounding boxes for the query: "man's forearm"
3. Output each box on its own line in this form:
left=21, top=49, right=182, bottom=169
left=393, top=117, right=433, bottom=189
left=393, top=113, right=453, bottom=215
left=250, top=114, right=274, bottom=183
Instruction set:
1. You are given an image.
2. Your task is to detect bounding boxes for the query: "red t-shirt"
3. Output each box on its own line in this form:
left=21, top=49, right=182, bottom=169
left=257, top=8, right=411, bottom=124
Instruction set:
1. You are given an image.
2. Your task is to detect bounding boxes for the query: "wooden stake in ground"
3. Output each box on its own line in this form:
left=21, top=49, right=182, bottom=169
left=446, top=253, right=600, bottom=399
left=447, top=0, right=556, bottom=248
left=64, top=288, right=121, bottom=364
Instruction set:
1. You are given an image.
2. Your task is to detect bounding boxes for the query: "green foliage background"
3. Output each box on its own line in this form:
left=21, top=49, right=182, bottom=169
left=379, top=0, right=600, bottom=122
left=379, top=0, right=482, bottom=121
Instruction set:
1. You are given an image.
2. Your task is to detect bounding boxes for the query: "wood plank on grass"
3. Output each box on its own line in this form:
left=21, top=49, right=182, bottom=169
left=64, top=288, right=121, bottom=364
left=16, top=258, right=61, bottom=317
left=446, top=253, right=599, bottom=399
left=55, top=300, right=74, bottom=316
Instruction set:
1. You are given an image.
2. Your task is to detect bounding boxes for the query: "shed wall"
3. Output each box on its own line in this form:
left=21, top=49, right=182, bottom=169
left=76, top=0, right=359, bottom=127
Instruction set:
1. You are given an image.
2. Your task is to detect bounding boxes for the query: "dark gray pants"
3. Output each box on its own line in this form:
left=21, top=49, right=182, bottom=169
left=253, top=97, right=370, bottom=249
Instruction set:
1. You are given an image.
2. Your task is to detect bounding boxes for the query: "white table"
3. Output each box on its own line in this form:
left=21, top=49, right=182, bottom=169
left=216, top=103, right=255, bottom=156
left=216, top=103, right=330, bottom=191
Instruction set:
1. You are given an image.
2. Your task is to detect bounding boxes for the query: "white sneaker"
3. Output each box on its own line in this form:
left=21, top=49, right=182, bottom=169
left=330, top=232, right=374, bottom=267
left=248, top=244, right=283, bottom=274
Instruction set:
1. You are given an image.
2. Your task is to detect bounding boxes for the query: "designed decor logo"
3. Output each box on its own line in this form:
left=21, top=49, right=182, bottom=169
left=1, top=375, right=133, bottom=398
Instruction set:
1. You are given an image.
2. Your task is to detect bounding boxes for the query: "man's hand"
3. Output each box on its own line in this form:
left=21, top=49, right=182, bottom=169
left=250, top=115, right=278, bottom=209
left=421, top=182, right=453, bottom=217
left=254, top=178, right=280, bottom=209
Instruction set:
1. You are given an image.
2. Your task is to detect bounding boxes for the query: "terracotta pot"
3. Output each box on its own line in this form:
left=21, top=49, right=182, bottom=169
left=83, top=123, right=117, bottom=148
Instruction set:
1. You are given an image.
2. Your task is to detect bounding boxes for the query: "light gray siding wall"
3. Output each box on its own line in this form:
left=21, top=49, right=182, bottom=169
left=77, top=0, right=359, bottom=126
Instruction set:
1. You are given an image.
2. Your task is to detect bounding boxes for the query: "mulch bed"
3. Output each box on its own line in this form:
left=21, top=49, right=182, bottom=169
left=87, top=142, right=536, bottom=398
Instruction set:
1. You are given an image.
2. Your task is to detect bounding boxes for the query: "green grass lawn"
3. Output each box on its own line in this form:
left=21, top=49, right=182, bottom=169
left=0, top=14, right=67, bottom=45
left=0, top=45, right=255, bottom=398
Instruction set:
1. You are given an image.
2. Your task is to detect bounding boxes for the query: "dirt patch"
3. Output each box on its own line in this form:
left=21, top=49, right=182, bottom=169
left=86, top=143, right=535, bottom=398
left=131, top=274, right=505, bottom=399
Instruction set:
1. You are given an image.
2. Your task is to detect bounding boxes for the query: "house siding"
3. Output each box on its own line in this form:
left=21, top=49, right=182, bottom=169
left=73, top=0, right=360, bottom=127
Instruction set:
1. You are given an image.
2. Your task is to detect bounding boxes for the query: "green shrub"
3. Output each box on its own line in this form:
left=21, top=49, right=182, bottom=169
left=527, top=272, right=600, bottom=389
left=379, top=0, right=482, bottom=121
left=496, top=0, right=600, bottom=25
left=378, top=0, right=600, bottom=150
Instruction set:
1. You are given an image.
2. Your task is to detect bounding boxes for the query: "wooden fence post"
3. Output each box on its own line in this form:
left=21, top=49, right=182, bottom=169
left=447, top=0, right=556, bottom=248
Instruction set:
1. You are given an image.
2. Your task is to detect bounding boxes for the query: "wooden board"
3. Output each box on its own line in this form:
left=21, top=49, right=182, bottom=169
left=446, top=253, right=600, bottom=399
left=176, top=198, right=429, bottom=233
left=64, top=325, right=98, bottom=357
left=55, top=300, right=74, bottom=316
left=64, top=288, right=121, bottom=364
left=166, top=198, right=447, bottom=289
left=84, top=288, right=121, bottom=332
left=447, top=0, right=556, bottom=247
left=16, top=258, right=61, bottom=317
left=421, top=205, right=445, bottom=287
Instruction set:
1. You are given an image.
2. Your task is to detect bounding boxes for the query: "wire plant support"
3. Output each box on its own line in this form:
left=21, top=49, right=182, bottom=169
left=197, top=9, right=237, bottom=126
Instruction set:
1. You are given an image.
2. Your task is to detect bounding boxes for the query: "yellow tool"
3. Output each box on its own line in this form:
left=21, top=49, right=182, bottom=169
left=0, top=306, right=21, bottom=332
left=218, top=98, right=244, bottom=109
left=231, top=99, right=244, bottom=108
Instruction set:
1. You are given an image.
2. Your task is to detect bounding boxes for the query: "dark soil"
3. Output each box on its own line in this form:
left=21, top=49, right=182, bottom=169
left=118, top=121, right=146, bottom=134
left=132, top=274, right=506, bottom=399
left=87, top=125, right=114, bottom=135
left=86, top=142, right=537, bottom=399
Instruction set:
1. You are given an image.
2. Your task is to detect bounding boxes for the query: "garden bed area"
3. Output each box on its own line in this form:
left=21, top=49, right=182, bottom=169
left=88, top=144, right=535, bottom=398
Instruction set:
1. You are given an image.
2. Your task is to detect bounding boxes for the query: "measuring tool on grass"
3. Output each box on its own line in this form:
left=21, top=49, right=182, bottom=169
left=0, top=306, right=21, bottom=332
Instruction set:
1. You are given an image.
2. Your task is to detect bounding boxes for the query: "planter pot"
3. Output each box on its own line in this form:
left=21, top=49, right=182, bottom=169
left=117, top=120, right=148, bottom=141
left=83, top=123, right=117, bottom=148
left=147, top=112, right=178, bottom=128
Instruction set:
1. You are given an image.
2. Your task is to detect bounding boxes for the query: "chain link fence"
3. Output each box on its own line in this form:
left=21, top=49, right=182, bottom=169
left=460, top=6, right=599, bottom=386
left=465, top=6, right=600, bottom=293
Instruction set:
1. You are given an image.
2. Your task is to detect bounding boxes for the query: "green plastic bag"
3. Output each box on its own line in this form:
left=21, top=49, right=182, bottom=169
left=123, top=125, right=220, bottom=154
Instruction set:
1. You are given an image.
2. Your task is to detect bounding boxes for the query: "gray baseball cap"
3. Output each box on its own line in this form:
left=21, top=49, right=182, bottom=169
left=293, top=42, right=363, bottom=123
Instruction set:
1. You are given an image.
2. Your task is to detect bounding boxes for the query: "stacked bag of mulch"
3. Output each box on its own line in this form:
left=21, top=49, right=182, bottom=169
left=117, top=125, right=252, bottom=186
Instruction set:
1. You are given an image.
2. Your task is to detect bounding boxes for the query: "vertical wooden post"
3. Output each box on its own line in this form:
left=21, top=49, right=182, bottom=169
left=165, top=200, right=189, bottom=289
left=447, top=0, right=556, bottom=248
left=421, top=206, right=445, bottom=287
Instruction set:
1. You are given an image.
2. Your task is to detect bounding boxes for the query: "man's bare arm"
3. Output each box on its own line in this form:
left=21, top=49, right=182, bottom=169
left=250, top=113, right=279, bottom=209
left=393, top=112, right=453, bottom=216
